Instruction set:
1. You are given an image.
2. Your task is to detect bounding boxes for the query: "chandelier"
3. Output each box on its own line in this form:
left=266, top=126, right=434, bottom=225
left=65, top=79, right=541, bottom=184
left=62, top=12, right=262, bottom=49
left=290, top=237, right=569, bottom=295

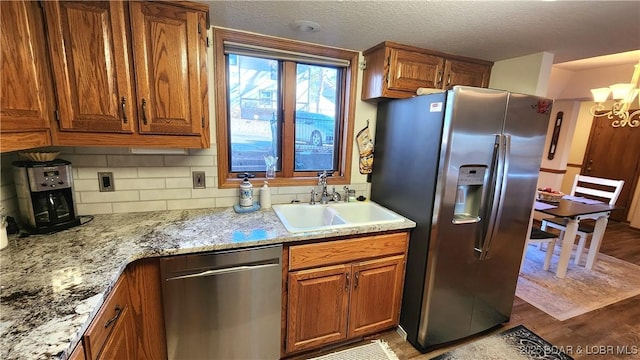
left=589, top=61, right=640, bottom=128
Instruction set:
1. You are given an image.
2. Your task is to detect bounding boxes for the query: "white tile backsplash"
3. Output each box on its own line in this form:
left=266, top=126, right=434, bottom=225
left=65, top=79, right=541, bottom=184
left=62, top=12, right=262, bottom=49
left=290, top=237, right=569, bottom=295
left=115, top=178, right=166, bottom=191
left=76, top=167, right=139, bottom=179
left=81, top=190, right=140, bottom=203
left=139, top=188, right=191, bottom=201
left=107, top=155, right=165, bottom=167
left=137, top=167, right=191, bottom=178
left=76, top=203, right=113, bottom=215
left=1, top=146, right=372, bottom=219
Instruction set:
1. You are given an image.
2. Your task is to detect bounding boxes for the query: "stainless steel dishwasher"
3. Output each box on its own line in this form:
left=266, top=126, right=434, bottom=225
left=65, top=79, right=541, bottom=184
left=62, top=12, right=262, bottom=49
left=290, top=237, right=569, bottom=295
left=160, top=245, right=282, bottom=360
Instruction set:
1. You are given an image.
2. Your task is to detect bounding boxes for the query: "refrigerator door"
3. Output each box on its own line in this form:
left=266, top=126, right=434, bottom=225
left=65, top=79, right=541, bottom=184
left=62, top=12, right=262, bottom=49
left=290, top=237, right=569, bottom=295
left=370, top=93, right=448, bottom=346
left=418, top=87, right=510, bottom=348
left=468, top=92, right=551, bottom=334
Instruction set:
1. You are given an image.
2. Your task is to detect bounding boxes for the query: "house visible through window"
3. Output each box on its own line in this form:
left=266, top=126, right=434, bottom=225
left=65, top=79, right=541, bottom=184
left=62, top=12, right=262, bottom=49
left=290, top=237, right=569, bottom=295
left=214, top=28, right=359, bottom=188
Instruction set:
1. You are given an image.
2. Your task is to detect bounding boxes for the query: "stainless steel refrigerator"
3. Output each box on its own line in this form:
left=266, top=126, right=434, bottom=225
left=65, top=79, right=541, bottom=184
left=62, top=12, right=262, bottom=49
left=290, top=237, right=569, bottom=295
left=370, top=86, right=552, bottom=351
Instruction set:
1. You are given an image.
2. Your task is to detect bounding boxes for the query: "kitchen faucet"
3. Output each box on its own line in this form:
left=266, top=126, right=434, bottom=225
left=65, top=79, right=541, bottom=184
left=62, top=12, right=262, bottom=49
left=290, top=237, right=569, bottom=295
left=312, top=171, right=340, bottom=204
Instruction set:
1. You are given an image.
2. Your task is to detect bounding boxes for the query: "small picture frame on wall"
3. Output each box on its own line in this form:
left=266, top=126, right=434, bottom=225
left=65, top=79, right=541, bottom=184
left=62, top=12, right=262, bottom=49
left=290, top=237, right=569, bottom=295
left=548, top=111, right=563, bottom=160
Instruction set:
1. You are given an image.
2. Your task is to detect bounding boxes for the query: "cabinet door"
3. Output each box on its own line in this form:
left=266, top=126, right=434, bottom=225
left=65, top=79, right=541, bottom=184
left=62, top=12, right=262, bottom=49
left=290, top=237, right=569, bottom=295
left=0, top=1, right=53, bottom=151
left=442, top=59, right=491, bottom=90
left=97, top=305, right=137, bottom=360
left=44, top=1, right=135, bottom=133
left=130, top=2, right=207, bottom=136
left=68, top=342, right=86, bottom=360
left=83, top=276, right=131, bottom=360
left=287, top=264, right=350, bottom=353
left=126, top=258, right=167, bottom=360
left=348, top=255, right=405, bottom=338
left=387, top=48, right=443, bottom=92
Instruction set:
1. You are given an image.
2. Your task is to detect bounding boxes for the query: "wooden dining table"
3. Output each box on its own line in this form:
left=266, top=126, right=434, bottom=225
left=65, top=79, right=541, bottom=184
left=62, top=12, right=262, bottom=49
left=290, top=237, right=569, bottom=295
left=534, top=199, right=617, bottom=278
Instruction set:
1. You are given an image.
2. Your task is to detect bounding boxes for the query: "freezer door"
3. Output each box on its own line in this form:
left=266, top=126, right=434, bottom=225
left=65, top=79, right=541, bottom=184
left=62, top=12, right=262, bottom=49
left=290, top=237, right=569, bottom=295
left=418, top=87, right=509, bottom=347
left=469, top=93, right=551, bottom=334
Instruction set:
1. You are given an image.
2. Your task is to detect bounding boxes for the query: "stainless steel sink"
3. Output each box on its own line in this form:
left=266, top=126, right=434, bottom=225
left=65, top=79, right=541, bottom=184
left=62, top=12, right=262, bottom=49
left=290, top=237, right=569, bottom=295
left=272, top=201, right=405, bottom=233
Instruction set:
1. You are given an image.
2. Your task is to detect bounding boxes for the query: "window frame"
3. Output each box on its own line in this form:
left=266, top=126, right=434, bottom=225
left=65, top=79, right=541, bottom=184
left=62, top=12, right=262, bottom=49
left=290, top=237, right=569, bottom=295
left=213, top=28, right=358, bottom=188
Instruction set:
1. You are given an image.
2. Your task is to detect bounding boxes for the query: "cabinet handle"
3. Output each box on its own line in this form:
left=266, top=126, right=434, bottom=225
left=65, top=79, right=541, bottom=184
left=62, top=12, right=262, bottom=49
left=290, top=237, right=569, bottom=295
left=446, top=74, right=451, bottom=87
left=104, top=305, right=122, bottom=328
left=345, top=272, right=350, bottom=291
left=141, top=99, right=148, bottom=125
left=437, top=71, right=443, bottom=86
left=121, top=97, right=127, bottom=124
left=354, top=272, right=359, bottom=289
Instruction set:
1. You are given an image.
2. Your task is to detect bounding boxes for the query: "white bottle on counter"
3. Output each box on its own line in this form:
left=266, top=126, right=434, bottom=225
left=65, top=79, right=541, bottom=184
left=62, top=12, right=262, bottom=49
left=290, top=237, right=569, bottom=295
left=260, top=181, right=272, bottom=209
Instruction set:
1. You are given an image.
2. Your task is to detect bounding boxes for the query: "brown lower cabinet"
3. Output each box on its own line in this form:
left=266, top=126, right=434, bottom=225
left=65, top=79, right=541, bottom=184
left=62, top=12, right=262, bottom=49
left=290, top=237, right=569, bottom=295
left=68, top=343, right=85, bottom=360
left=68, top=232, right=408, bottom=359
left=71, top=258, right=166, bottom=360
left=285, top=232, right=409, bottom=355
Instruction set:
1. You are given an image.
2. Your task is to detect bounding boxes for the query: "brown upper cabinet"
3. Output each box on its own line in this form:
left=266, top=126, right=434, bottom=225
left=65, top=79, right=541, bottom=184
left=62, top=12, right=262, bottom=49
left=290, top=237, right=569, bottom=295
left=37, top=0, right=209, bottom=149
left=44, top=1, right=135, bottom=134
left=129, top=2, right=208, bottom=137
left=361, top=41, right=492, bottom=101
left=0, top=1, right=55, bottom=152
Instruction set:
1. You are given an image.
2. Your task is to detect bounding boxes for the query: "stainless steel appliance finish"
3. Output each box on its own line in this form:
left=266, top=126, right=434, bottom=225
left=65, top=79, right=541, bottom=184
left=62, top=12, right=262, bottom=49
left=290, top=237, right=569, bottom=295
left=160, top=245, right=283, bottom=360
left=370, top=86, right=551, bottom=351
left=12, top=159, right=81, bottom=233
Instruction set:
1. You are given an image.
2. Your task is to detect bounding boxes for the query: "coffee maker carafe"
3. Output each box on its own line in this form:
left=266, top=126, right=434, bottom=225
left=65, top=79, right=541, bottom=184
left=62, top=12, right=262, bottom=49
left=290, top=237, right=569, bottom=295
left=13, top=159, right=81, bottom=234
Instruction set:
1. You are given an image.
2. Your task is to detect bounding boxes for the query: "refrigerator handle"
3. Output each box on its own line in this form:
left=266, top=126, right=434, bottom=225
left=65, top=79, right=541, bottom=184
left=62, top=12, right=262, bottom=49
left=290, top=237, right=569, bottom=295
left=475, top=134, right=507, bottom=260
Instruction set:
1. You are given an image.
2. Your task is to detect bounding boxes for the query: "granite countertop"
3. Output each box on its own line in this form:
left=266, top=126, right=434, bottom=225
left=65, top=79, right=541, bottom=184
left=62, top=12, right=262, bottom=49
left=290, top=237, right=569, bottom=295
left=0, top=205, right=415, bottom=360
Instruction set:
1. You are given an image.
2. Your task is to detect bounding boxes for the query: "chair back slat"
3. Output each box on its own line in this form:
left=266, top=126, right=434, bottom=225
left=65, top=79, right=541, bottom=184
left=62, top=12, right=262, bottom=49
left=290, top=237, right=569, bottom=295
left=571, top=175, right=625, bottom=205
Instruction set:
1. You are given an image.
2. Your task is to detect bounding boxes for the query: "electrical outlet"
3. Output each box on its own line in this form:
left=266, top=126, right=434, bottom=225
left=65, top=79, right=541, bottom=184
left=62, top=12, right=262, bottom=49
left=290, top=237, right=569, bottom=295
left=192, top=171, right=206, bottom=189
left=98, top=172, right=114, bottom=192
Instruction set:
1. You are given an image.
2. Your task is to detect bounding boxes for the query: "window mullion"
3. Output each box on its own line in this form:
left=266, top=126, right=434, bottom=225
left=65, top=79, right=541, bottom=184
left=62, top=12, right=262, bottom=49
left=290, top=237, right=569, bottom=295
left=281, top=61, right=297, bottom=178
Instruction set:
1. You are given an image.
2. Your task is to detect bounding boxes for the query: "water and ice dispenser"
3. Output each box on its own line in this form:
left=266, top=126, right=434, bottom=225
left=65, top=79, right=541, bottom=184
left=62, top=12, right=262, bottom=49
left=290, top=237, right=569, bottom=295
left=452, top=165, right=487, bottom=224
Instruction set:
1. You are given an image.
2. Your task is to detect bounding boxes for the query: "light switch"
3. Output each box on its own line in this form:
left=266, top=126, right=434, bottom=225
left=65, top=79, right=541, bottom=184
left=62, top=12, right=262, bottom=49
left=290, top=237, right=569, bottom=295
left=98, top=172, right=114, bottom=192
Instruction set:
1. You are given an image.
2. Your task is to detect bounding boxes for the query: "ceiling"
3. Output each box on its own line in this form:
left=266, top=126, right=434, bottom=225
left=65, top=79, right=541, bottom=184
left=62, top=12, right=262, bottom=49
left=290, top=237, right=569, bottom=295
left=205, top=1, right=640, bottom=69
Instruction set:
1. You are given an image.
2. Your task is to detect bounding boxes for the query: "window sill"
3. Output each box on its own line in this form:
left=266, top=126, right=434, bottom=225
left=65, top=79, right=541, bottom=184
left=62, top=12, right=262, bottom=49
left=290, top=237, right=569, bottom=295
left=218, top=175, right=350, bottom=189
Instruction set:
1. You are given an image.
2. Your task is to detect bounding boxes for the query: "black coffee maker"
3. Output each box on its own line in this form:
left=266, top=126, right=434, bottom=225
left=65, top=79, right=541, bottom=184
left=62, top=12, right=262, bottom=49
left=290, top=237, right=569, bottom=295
left=13, top=159, right=81, bottom=234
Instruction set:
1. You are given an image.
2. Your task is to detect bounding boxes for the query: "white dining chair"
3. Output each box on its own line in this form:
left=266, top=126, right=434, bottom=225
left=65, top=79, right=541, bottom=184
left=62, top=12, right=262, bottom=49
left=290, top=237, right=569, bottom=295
left=540, top=175, right=624, bottom=265
left=521, top=226, right=558, bottom=272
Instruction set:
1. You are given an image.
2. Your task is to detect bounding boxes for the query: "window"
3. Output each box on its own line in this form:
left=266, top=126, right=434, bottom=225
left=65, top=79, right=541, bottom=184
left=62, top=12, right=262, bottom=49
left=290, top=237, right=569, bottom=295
left=213, top=28, right=359, bottom=188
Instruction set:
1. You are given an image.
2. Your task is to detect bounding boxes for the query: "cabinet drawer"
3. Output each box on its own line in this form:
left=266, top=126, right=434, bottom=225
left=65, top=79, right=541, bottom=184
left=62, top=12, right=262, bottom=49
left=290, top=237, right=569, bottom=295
left=289, top=232, right=408, bottom=271
left=83, top=276, right=130, bottom=360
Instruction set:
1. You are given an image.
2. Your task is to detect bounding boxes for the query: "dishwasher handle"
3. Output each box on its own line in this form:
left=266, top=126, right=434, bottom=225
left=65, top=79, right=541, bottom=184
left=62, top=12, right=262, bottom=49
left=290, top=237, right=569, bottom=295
left=165, top=262, right=280, bottom=281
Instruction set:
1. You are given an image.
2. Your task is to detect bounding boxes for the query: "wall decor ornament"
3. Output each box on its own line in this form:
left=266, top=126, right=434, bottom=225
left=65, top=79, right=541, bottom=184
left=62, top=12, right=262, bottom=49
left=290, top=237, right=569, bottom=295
left=356, top=120, right=374, bottom=174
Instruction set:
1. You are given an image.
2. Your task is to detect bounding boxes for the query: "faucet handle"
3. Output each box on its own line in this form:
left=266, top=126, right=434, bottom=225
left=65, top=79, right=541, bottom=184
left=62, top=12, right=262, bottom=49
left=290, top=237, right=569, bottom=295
left=309, top=188, right=318, bottom=205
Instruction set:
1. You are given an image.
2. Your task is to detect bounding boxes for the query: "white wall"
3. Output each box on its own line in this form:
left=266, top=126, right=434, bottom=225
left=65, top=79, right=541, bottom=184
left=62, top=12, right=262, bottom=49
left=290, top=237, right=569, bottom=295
left=489, top=52, right=554, bottom=96
left=537, top=100, right=581, bottom=193
left=548, top=63, right=636, bottom=100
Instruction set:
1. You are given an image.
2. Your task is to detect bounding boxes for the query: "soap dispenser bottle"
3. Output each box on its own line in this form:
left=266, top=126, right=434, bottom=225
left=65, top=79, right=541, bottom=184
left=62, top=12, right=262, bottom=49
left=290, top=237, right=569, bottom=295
left=260, top=181, right=272, bottom=209
left=239, top=175, right=253, bottom=207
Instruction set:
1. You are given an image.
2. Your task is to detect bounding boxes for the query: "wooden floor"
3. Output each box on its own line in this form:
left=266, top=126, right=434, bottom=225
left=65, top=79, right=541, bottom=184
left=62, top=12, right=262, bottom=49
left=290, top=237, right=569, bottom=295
left=296, top=221, right=640, bottom=360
